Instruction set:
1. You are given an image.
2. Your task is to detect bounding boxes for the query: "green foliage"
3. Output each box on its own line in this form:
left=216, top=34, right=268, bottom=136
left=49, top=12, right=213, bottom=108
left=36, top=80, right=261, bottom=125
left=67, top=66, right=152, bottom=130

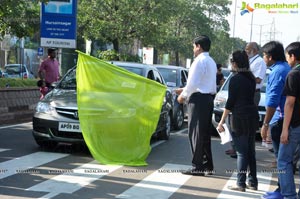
left=78, top=0, right=233, bottom=65
left=97, top=50, right=141, bottom=62
left=97, top=50, right=120, bottom=61
left=78, top=0, right=175, bottom=51
left=0, top=0, right=47, bottom=38
left=0, top=78, right=37, bottom=88
left=119, top=54, right=141, bottom=62
left=0, top=0, right=241, bottom=68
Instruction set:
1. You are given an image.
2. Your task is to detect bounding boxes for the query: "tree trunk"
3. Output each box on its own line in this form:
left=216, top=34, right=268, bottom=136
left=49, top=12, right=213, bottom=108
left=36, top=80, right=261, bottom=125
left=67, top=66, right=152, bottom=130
left=112, top=39, right=119, bottom=52
left=175, top=51, right=180, bottom=66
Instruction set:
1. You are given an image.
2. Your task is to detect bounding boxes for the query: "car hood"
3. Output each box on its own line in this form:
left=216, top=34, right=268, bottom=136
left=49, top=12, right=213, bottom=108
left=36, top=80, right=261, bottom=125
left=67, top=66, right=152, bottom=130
left=44, top=89, right=78, bottom=108
left=214, top=90, right=266, bottom=110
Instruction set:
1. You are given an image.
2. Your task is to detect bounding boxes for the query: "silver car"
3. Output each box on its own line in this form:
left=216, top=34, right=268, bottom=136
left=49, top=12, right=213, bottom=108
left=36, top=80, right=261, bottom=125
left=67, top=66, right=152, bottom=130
left=32, top=62, right=173, bottom=148
left=212, top=71, right=268, bottom=131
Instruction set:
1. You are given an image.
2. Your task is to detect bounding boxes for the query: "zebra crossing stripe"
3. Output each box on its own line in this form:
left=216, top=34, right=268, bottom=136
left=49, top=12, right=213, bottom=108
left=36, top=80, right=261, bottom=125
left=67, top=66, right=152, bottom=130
left=0, top=148, right=9, bottom=153
left=0, top=152, right=69, bottom=180
left=151, top=140, right=166, bottom=148
left=26, top=160, right=122, bottom=199
left=216, top=172, right=272, bottom=199
left=116, top=163, right=191, bottom=199
left=0, top=122, right=32, bottom=130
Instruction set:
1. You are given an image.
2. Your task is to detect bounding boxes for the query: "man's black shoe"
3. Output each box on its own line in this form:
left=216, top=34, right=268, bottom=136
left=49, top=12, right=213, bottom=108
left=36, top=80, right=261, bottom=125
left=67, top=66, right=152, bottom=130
left=230, top=154, right=237, bottom=159
left=203, top=167, right=215, bottom=175
left=246, top=184, right=257, bottom=190
left=181, top=168, right=205, bottom=176
left=269, top=148, right=274, bottom=153
left=204, top=170, right=215, bottom=175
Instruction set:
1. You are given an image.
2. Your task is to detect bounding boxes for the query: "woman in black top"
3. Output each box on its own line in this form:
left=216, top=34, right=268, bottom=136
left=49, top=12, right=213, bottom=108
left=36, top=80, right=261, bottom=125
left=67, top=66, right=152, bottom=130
left=217, top=50, right=259, bottom=192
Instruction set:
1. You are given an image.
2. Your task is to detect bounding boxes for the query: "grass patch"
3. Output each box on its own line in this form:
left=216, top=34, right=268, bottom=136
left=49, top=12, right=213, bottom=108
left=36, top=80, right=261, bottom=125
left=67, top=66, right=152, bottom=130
left=0, top=78, right=38, bottom=88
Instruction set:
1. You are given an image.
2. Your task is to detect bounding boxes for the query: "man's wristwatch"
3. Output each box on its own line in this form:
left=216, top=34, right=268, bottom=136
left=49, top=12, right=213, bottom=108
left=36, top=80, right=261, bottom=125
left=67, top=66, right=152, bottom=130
left=263, top=122, right=269, bottom=127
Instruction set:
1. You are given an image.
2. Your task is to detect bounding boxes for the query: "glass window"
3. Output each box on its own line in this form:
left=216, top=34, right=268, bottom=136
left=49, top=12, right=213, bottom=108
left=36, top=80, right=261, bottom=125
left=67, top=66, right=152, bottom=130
left=59, top=68, right=76, bottom=89
left=118, top=66, right=143, bottom=76
left=157, top=68, right=177, bottom=87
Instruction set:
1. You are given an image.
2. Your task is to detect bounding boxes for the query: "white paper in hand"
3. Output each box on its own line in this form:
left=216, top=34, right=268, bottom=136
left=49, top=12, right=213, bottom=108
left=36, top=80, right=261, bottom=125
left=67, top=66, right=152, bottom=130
left=216, top=124, right=232, bottom=145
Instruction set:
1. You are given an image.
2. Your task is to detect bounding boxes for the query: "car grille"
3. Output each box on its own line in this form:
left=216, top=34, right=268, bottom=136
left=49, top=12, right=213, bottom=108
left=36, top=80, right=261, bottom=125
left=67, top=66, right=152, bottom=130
left=56, top=107, right=79, bottom=120
left=50, top=128, right=84, bottom=139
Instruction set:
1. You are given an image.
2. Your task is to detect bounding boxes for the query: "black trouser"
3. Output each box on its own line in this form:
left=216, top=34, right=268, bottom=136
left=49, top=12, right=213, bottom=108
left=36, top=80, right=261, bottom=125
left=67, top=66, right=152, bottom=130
left=254, top=90, right=261, bottom=106
left=188, top=92, right=214, bottom=170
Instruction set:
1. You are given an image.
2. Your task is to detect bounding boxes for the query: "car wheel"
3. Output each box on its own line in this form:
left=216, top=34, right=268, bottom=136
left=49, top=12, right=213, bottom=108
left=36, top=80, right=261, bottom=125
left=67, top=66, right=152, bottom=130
left=173, top=107, right=184, bottom=130
left=158, top=112, right=171, bottom=140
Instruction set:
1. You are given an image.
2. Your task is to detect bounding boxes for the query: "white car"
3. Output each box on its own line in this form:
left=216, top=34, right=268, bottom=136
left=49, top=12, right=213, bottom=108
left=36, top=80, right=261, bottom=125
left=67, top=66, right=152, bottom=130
left=212, top=71, right=269, bottom=131
left=2, top=64, right=34, bottom=79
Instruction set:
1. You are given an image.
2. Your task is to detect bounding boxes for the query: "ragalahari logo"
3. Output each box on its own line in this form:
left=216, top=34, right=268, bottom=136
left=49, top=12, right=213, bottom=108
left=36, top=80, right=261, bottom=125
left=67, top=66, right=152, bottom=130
left=240, top=2, right=299, bottom=15
left=240, top=2, right=255, bottom=15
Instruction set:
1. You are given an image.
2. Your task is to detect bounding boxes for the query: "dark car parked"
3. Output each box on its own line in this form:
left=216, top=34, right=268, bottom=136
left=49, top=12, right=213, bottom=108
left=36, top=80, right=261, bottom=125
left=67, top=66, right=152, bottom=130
left=110, top=61, right=173, bottom=139
left=32, top=62, right=173, bottom=148
left=155, top=65, right=188, bottom=130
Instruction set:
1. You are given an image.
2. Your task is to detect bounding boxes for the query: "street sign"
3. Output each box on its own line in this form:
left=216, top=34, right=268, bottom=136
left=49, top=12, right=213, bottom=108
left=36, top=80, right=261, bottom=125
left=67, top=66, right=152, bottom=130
left=37, top=47, right=44, bottom=56
left=40, top=0, right=77, bottom=49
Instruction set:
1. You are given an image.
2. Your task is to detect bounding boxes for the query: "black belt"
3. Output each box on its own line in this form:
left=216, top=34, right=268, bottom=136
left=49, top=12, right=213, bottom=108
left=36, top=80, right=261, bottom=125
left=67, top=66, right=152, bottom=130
left=255, top=89, right=260, bottom=92
left=192, top=92, right=215, bottom=97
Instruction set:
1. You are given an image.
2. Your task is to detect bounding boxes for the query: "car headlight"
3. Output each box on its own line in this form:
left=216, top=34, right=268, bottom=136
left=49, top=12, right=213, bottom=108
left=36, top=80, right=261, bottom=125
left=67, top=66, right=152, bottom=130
left=36, top=102, right=55, bottom=113
left=214, top=96, right=227, bottom=109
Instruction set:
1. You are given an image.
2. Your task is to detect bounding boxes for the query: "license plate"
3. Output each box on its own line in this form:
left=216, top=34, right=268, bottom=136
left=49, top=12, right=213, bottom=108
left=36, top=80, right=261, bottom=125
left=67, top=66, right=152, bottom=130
left=59, top=122, right=81, bottom=132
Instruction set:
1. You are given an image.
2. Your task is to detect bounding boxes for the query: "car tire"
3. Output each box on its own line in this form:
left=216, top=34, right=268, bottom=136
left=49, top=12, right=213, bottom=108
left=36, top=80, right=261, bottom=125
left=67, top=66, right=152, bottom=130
left=173, top=107, right=184, bottom=130
left=158, top=112, right=171, bottom=140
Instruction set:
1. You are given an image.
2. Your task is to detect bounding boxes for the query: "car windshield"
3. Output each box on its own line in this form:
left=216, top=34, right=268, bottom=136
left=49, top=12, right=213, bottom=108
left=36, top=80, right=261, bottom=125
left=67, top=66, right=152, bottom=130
left=157, top=68, right=178, bottom=87
left=222, top=72, right=268, bottom=93
left=58, top=68, right=77, bottom=89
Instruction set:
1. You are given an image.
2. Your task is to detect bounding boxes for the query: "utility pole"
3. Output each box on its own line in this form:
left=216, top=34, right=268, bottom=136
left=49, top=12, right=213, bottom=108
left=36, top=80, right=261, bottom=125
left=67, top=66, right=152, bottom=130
left=232, top=0, right=237, bottom=38
left=264, top=18, right=281, bottom=43
left=252, top=23, right=272, bottom=45
left=270, top=18, right=275, bottom=41
left=250, top=12, right=254, bottom=42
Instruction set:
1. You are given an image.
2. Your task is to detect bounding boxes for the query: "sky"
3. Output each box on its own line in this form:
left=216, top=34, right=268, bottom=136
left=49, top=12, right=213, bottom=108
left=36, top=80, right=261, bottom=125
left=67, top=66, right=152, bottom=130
left=227, top=0, right=300, bottom=48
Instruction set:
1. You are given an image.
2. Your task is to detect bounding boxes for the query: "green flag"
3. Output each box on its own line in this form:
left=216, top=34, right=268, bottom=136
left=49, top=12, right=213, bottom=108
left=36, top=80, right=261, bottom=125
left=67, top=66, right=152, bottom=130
left=76, top=52, right=166, bottom=166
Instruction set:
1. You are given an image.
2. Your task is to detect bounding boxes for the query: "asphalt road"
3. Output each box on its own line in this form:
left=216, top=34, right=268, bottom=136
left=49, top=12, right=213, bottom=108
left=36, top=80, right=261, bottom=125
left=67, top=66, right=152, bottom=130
left=0, top=122, right=281, bottom=199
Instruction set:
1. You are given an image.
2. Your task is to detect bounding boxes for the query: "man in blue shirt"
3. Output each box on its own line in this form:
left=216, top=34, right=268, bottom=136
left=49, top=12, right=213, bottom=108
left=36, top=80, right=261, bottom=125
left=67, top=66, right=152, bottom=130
left=260, top=41, right=291, bottom=199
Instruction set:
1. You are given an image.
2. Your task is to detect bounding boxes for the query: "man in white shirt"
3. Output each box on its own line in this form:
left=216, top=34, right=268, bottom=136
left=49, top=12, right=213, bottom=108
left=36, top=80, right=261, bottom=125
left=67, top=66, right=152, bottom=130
left=245, top=42, right=267, bottom=105
left=176, top=35, right=217, bottom=176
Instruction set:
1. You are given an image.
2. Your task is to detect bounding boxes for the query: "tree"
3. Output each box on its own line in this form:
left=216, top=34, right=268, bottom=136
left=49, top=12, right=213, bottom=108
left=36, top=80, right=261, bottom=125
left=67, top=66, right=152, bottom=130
left=77, top=0, right=239, bottom=65
left=0, top=0, right=48, bottom=38
left=78, top=0, right=174, bottom=52
left=152, top=0, right=232, bottom=66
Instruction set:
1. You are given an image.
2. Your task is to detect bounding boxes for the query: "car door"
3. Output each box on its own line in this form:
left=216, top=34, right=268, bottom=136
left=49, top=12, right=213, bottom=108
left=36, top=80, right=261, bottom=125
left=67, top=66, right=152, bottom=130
left=181, top=69, right=189, bottom=118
